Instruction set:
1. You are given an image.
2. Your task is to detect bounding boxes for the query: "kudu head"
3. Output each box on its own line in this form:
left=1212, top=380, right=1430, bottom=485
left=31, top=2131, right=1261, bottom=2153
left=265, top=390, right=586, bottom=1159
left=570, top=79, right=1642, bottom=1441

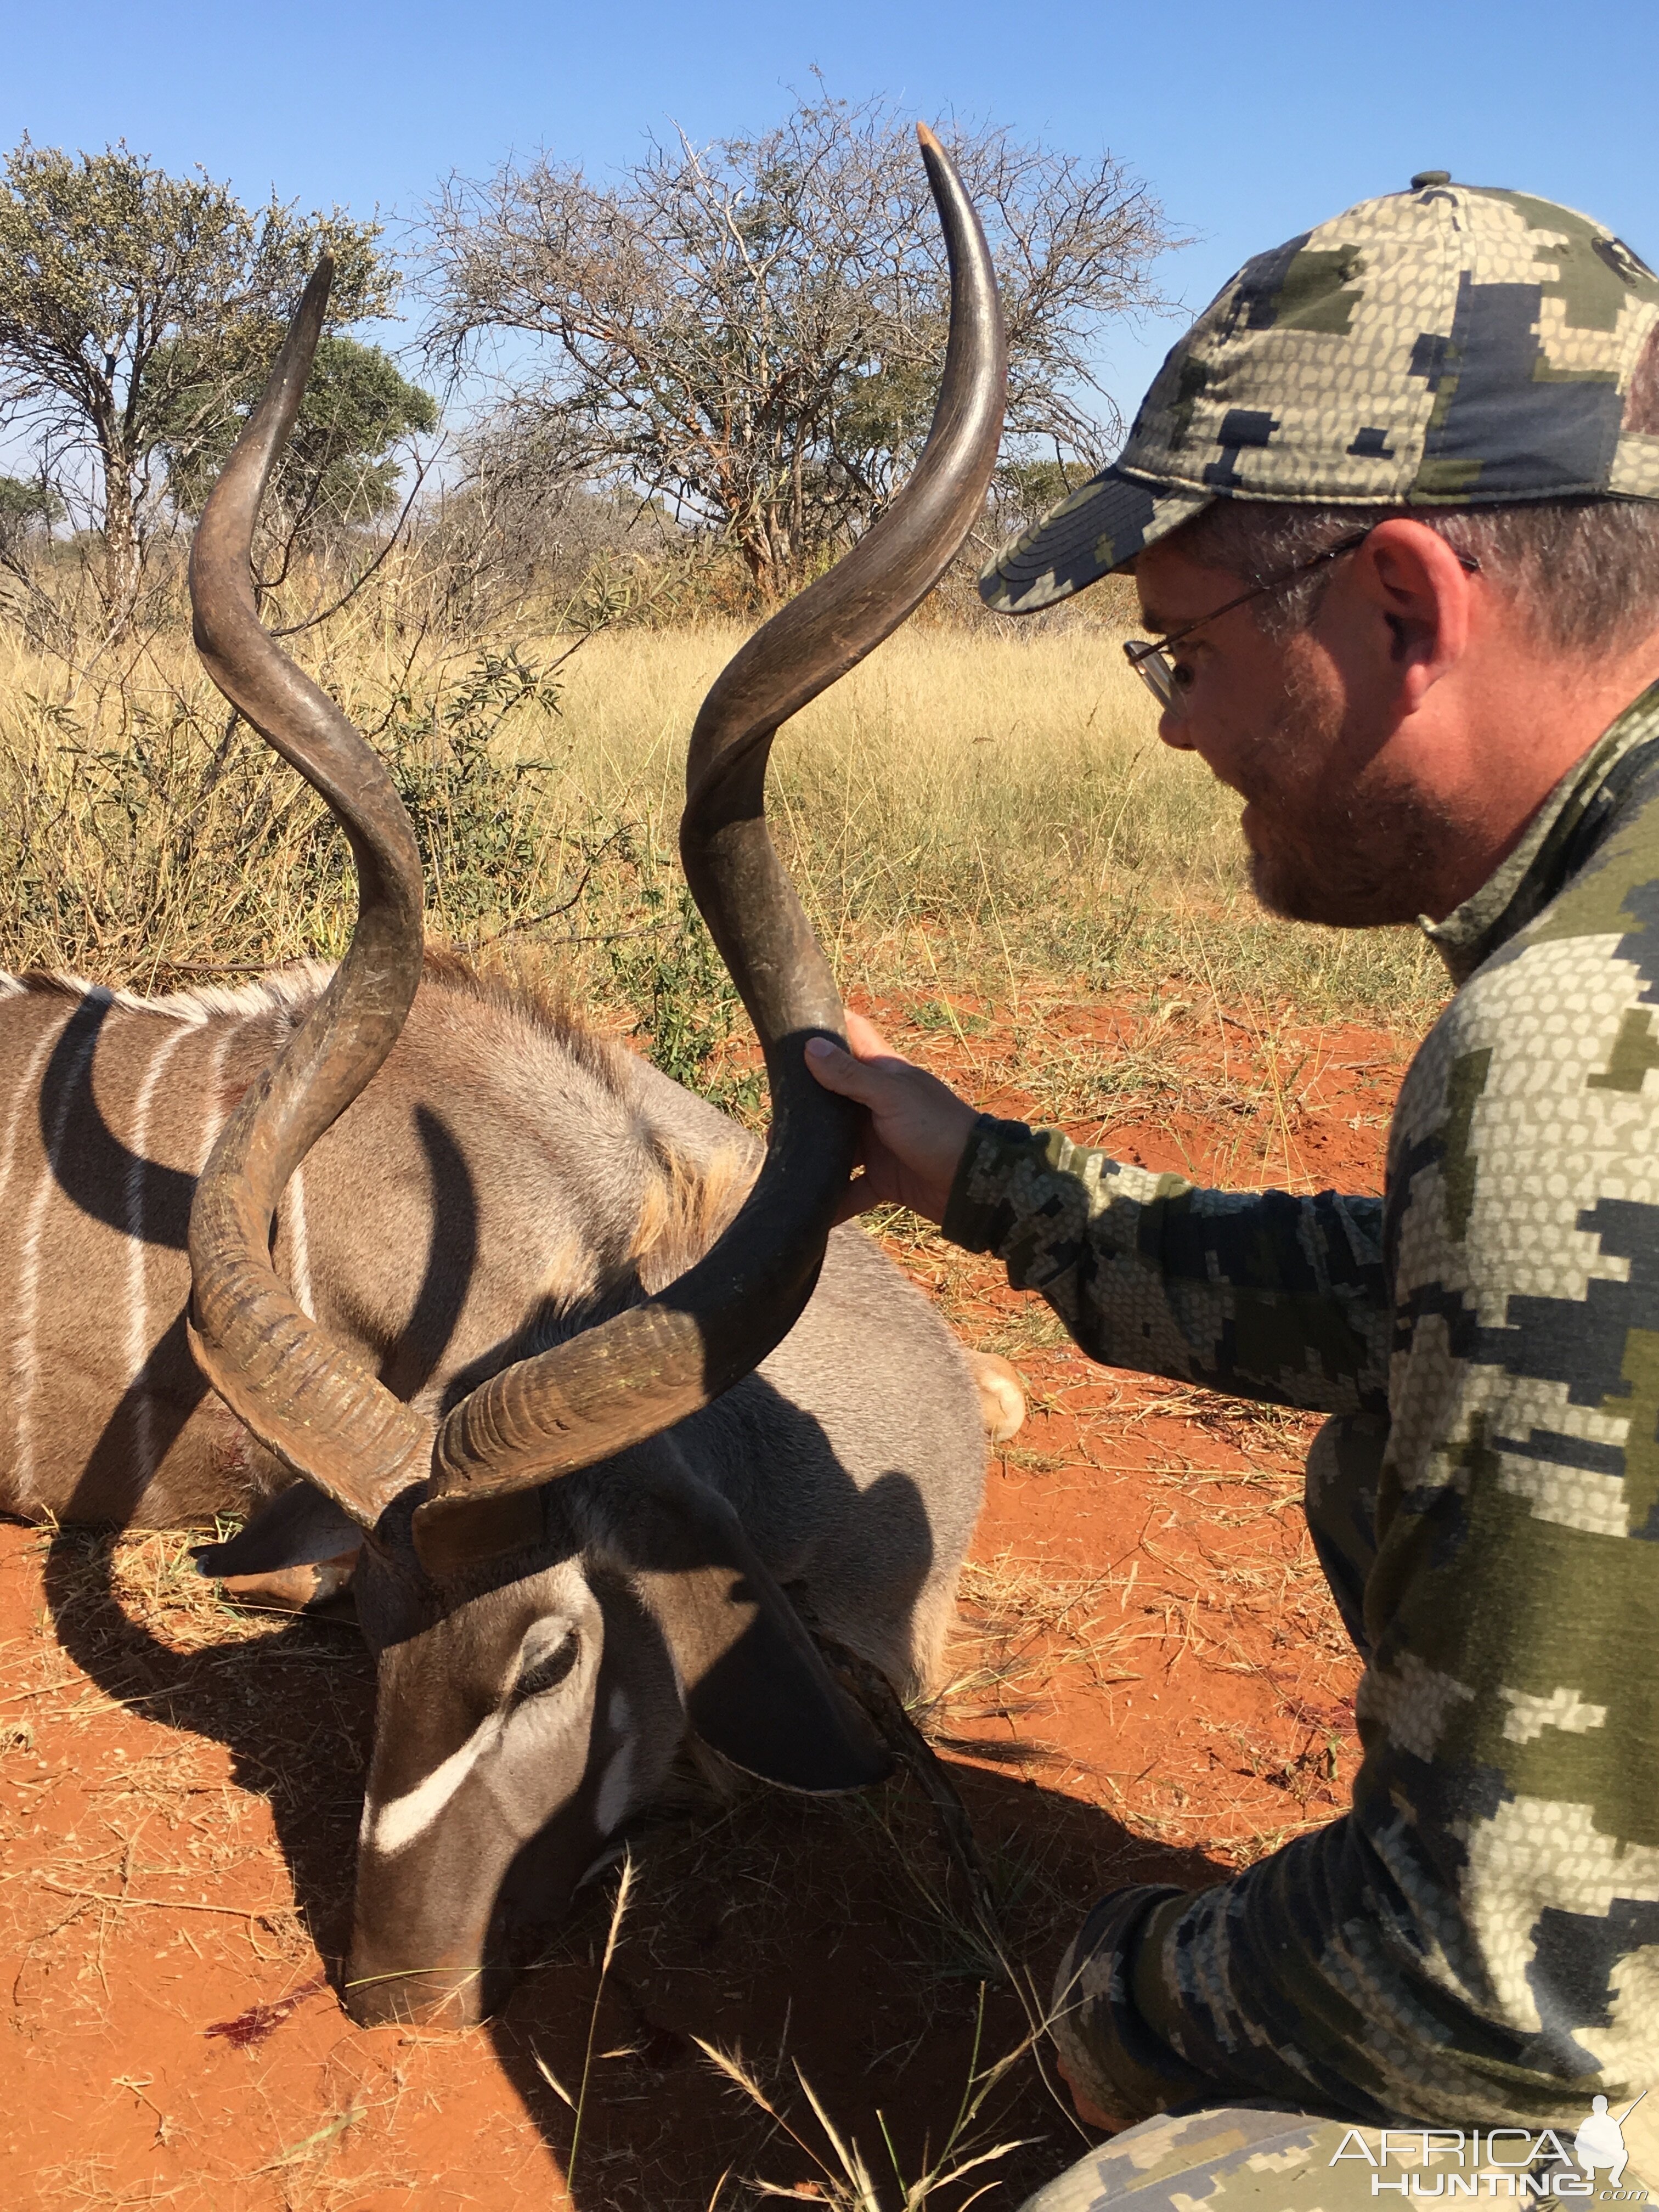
left=187, top=128, right=1006, bottom=2028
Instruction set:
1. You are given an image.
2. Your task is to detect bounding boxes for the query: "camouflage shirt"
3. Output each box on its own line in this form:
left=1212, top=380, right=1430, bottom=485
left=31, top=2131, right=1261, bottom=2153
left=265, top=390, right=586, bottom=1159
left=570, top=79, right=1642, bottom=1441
left=943, top=683, right=1659, bottom=2129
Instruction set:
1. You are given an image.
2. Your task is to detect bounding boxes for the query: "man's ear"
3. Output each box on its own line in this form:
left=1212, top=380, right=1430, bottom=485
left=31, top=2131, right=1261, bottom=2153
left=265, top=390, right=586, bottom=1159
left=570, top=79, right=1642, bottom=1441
left=194, top=1483, right=365, bottom=1578
left=1353, top=517, right=1475, bottom=706
left=623, top=1477, right=892, bottom=1794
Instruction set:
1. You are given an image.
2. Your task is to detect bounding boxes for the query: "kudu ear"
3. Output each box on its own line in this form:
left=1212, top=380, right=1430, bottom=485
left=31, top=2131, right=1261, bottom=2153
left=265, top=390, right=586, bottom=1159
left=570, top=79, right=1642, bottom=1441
left=194, top=1483, right=365, bottom=1578
left=627, top=1479, right=892, bottom=1796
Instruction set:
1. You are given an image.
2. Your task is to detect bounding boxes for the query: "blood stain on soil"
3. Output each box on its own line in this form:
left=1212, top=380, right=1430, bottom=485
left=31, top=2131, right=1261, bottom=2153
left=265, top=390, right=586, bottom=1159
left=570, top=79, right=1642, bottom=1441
left=0, top=988, right=1412, bottom=2210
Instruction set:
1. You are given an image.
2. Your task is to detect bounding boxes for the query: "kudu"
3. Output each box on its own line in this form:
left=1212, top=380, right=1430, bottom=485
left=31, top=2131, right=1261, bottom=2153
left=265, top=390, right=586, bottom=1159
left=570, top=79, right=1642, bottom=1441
left=2, top=129, right=1009, bottom=2028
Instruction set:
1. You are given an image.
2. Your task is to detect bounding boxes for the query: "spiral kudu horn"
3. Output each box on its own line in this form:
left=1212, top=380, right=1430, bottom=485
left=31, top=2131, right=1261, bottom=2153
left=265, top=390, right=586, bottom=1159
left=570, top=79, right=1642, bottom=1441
left=186, top=258, right=433, bottom=1529
left=411, top=125, right=1006, bottom=1571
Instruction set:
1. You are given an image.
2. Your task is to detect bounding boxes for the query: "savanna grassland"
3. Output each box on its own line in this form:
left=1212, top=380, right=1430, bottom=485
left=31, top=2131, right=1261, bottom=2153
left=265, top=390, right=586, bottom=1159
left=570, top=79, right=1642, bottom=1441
left=0, top=598, right=1446, bottom=2210
left=0, top=605, right=1444, bottom=1046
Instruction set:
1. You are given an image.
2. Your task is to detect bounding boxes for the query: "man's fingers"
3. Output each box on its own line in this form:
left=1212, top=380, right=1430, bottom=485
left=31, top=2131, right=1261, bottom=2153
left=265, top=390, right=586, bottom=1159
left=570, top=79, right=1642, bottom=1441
left=803, top=1034, right=868, bottom=1098
left=804, top=1009, right=909, bottom=1085
left=804, top=1032, right=911, bottom=1101
left=804, top=1023, right=973, bottom=1232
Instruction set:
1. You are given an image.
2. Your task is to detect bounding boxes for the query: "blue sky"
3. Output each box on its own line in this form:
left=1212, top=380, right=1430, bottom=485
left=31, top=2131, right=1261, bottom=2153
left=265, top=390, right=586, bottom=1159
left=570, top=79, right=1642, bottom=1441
left=5, top=0, right=1656, bottom=433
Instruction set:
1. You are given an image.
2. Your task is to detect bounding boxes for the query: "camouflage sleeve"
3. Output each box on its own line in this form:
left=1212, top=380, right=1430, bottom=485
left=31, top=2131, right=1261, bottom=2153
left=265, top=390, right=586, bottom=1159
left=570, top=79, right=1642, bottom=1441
left=941, top=1116, right=1389, bottom=1414
left=1042, top=777, right=1659, bottom=2132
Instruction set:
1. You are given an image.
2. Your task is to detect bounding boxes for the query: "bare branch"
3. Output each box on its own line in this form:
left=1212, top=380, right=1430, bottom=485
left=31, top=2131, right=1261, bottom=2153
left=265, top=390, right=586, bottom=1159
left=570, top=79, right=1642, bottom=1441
left=421, top=89, right=1182, bottom=600
left=268, top=442, right=439, bottom=636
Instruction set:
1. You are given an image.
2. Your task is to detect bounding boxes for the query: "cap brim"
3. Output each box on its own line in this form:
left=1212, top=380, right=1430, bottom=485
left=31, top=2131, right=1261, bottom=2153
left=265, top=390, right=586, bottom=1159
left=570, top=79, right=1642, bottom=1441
left=978, top=469, right=1211, bottom=616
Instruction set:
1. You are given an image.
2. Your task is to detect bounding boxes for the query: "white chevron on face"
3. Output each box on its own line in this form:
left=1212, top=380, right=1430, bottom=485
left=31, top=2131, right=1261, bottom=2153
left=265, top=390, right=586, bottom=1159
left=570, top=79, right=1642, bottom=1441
left=364, top=1709, right=503, bottom=1858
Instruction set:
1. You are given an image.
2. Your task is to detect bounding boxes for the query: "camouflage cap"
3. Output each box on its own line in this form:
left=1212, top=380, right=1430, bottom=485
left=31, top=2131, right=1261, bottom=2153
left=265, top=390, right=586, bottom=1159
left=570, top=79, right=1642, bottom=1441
left=981, top=174, right=1659, bottom=615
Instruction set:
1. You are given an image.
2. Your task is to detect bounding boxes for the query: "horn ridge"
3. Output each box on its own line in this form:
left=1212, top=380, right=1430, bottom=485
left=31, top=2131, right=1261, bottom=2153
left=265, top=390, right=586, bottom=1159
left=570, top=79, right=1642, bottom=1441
left=187, top=258, right=431, bottom=1528
left=413, top=129, right=1006, bottom=1568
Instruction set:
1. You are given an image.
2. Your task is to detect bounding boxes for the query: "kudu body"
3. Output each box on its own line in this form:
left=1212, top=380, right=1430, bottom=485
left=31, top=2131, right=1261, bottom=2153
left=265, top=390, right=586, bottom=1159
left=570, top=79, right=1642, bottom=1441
left=2, top=128, right=1007, bottom=2027
left=0, top=955, right=1000, bottom=2020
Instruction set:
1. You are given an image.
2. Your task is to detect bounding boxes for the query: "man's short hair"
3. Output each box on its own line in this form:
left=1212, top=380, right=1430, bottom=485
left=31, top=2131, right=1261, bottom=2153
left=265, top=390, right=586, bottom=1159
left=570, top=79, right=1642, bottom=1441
left=1174, top=321, right=1659, bottom=656
left=1178, top=493, right=1659, bottom=657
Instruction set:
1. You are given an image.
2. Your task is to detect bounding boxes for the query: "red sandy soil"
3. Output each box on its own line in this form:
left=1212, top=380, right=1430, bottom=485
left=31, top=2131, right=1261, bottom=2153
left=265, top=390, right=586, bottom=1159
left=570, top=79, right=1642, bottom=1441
left=0, top=988, right=1413, bottom=2211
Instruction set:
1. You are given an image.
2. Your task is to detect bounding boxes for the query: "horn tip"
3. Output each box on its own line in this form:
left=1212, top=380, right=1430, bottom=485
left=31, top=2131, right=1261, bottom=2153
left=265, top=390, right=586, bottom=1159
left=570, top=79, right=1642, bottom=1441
left=916, top=121, right=941, bottom=153
left=303, top=255, right=336, bottom=308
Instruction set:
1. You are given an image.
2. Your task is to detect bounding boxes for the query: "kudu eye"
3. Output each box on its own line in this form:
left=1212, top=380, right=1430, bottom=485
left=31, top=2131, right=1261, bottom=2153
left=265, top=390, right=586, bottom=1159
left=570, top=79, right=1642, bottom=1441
left=508, top=1632, right=579, bottom=1708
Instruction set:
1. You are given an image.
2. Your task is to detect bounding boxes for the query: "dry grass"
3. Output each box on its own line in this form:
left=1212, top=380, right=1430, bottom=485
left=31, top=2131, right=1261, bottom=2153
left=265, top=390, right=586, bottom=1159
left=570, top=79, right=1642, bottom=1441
left=692, top=1987, right=1044, bottom=2211
left=0, top=612, right=1447, bottom=1044
left=944, top=1554, right=1127, bottom=1730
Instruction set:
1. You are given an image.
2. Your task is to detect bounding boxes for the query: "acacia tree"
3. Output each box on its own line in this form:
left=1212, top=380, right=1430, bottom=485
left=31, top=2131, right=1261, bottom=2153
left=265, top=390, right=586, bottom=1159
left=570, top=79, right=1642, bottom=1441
left=0, top=138, right=395, bottom=631
left=424, top=90, right=1179, bottom=600
left=156, top=333, right=438, bottom=535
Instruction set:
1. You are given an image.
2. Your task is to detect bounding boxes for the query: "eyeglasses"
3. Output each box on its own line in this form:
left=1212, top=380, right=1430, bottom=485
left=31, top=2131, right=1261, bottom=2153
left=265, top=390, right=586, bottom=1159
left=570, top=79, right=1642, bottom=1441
left=1122, top=529, right=1481, bottom=710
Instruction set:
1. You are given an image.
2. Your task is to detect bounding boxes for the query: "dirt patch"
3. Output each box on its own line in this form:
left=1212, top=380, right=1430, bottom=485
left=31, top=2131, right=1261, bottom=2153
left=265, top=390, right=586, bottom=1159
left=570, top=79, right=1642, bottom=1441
left=0, top=989, right=1409, bottom=2210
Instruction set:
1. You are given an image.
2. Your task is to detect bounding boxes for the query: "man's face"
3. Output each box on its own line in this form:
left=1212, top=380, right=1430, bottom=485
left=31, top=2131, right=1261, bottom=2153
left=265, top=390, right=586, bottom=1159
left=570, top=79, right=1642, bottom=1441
left=1131, top=533, right=1454, bottom=927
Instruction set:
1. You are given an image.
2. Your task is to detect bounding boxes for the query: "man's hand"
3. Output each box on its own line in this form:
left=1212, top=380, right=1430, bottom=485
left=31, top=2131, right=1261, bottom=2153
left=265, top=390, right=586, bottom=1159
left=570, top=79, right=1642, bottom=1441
left=804, top=1010, right=981, bottom=1226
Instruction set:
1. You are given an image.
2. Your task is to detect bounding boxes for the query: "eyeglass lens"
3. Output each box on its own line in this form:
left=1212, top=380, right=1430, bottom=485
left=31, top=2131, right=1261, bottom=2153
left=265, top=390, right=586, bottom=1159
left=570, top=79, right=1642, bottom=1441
left=1124, top=642, right=1175, bottom=708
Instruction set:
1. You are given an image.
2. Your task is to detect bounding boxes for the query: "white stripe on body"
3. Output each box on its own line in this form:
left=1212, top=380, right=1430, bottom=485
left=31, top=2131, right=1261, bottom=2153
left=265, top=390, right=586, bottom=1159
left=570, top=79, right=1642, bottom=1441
left=126, top=1017, right=200, bottom=1485
left=0, top=1013, right=63, bottom=1218
left=0, top=1012, right=74, bottom=1508
left=199, top=1014, right=250, bottom=1172
left=14, top=1000, right=101, bottom=1504
left=262, top=991, right=312, bottom=1312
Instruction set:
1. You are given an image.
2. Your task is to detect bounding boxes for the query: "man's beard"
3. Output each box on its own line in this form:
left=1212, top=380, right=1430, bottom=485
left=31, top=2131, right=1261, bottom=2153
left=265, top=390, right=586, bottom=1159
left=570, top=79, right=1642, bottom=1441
left=1240, top=661, right=1454, bottom=928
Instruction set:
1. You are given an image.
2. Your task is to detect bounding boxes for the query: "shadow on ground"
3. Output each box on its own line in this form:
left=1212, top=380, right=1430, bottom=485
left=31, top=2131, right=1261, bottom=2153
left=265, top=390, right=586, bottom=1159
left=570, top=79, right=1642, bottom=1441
left=479, top=1754, right=1218, bottom=2211
left=40, top=1525, right=374, bottom=1972
left=39, top=1527, right=1219, bottom=2209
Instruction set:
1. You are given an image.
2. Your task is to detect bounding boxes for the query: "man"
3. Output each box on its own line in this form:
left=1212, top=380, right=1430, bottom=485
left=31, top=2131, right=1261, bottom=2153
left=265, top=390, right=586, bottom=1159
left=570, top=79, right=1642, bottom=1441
left=805, top=174, right=1659, bottom=2205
